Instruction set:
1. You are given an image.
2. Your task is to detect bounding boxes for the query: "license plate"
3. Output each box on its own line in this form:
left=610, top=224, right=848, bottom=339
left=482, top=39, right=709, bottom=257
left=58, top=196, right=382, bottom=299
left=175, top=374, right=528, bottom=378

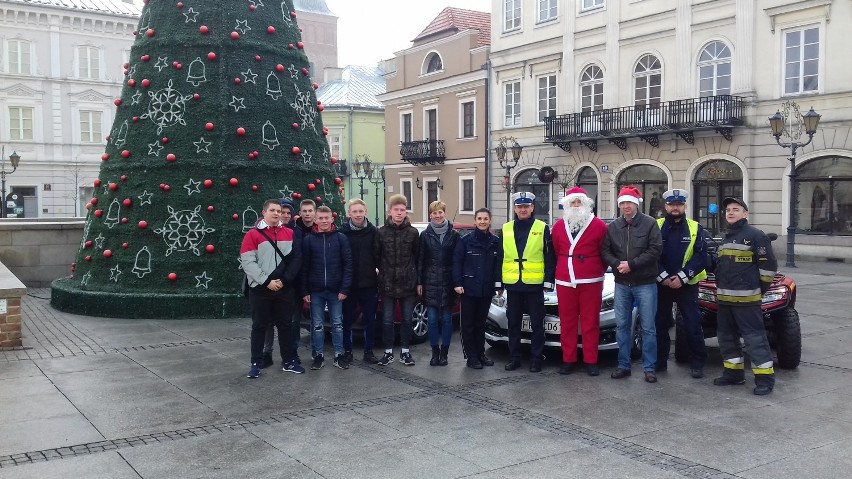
left=521, top=319, right=560, bottom=334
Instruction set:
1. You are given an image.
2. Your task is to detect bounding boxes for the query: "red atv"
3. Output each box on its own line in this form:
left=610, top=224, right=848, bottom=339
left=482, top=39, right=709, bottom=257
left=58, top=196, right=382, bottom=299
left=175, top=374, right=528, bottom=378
left=675, top=234, right=801, bottom=369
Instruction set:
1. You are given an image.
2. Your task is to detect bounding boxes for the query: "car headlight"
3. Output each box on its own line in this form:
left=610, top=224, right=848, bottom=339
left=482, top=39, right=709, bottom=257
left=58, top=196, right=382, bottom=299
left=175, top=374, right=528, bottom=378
left=600, top=295, right=614, bottom=312
left=762, top=288, right=787, bottom=304
left=698, top=290, right=715, bottom=302
left=491, top=295, right=506, bottom=308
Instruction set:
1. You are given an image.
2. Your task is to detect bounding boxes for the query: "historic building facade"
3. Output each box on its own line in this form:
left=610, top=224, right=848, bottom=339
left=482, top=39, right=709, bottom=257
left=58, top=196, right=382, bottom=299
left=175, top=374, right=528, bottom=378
left=378, top=7, right=490, bottom=225
left=489, top=0, right=852, bottom=260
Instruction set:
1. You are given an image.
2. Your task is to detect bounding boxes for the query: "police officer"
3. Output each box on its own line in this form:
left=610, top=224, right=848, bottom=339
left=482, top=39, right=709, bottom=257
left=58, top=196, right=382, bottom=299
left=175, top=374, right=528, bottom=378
left=501, top=191, right=556, bottom=373
left=713, top=197, right=778, bottom=395
left=655, top=189, right=709, bottom=378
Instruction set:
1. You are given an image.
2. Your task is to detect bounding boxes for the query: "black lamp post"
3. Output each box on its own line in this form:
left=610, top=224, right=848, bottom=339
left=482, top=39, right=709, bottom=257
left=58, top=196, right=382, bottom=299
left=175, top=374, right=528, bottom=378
left=0, top=148, right=21, bottom=219
left=367, top=163, right=385, bottom=225
left=351, top=154, right=371, bottom=201
left=768, top=106, right=821, bottom=268
left=494, top=136, right=522, bottom=217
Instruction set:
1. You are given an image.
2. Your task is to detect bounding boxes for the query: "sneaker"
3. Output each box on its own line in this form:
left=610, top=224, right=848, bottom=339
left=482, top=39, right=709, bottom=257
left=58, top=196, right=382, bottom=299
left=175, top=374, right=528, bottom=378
left=310, top=354, right=325, bottom=370
left=610, top=368, right=631, bottom=379
left=377, top=352, right=394, bottom=366
left=247, top=363, right=260, bottom=378
left=363, top=351, right=379, bottom=364
left=282, top=361, right=305, bottom=374
left=400, top=352, right=415, bottom=366
left=334, top=354, right=349, bottom=370
left=260, top=354, right=274, bottom=369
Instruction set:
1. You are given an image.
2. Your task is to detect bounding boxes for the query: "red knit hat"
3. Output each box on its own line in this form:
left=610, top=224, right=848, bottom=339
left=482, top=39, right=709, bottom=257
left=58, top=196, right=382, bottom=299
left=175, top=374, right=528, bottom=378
left=617, top=185, right=643, bottom=205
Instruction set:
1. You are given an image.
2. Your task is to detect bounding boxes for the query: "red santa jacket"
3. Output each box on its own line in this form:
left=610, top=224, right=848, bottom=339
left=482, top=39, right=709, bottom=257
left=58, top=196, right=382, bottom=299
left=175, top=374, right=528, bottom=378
left=551, top=215, right=608, bottom=287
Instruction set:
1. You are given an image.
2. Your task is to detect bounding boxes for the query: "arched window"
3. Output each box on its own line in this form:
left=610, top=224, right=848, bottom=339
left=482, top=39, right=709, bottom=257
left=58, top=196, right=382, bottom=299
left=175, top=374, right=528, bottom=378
left=795, top=156, right=852, bottom=236
left=692, top=159, right=743, bottom=236
left=580, top=65, right=604, bottom=112
left=575, top=166, right=599, bottom=215
left=514, top=168, right=551, bottom=223
left=616, top=164, right=667, bottom=218
left=698, top=41, right=731, bottom=96
left=424, top=52, right=443, bottom=74
left=633, top=54, right=661, bottom=107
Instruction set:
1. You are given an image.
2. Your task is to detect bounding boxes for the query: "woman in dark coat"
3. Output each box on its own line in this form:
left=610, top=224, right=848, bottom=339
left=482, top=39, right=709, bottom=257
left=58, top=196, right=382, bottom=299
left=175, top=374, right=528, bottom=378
left=452, top=208, right=502, bottom=369
left=418, top=200, right=461, bottom=366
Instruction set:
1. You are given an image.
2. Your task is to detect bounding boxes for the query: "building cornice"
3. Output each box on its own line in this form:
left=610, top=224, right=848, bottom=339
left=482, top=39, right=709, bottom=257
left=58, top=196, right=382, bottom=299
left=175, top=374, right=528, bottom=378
left=377, top=70, right=485, bottom=104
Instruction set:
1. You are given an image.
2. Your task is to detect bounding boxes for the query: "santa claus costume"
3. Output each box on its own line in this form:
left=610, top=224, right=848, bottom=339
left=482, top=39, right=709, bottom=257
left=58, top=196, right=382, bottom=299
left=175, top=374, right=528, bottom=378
left=551, top=187, right=608, bottom=374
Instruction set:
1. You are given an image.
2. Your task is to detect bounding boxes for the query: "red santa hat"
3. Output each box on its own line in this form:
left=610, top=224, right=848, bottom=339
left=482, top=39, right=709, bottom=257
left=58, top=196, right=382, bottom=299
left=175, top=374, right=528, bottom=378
left=617, top=185, right=643, bottom=205
left=560, top=186, right=590, bottom=207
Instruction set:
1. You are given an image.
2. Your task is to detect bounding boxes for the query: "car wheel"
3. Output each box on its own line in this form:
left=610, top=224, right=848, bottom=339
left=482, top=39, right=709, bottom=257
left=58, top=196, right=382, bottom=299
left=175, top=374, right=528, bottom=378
left=674, top=309, right=689, bottom=364
left=772, top=307, right=801, bottom=369
left=630, top=315, right=642, bottom=360
left=410, top=301, right=429, bottom=345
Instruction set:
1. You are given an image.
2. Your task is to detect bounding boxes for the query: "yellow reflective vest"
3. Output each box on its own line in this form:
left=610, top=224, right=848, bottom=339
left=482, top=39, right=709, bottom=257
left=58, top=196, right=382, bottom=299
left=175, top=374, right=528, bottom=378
left=656, top=217, right=707, bottom=285
left=502, top=220, right=546, bottom=284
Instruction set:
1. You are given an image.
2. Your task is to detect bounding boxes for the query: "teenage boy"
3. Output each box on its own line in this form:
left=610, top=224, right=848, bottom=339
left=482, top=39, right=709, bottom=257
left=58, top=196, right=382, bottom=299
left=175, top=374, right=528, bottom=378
left=295, top=199, right=316, bottom=236
left=302, top=206, right=353, bottom=370
left=340, top=199, right=380, bottom=364
left=374, top=194, right=420, bottom=366
left=290, top=198, right=316, bottom=364
left=240, top=199, right=304, bottom=378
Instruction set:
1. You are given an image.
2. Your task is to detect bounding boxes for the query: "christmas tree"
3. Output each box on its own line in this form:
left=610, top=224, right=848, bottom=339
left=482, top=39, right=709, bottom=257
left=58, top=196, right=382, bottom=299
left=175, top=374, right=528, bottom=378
left=51, top=0, right=343, bottom=318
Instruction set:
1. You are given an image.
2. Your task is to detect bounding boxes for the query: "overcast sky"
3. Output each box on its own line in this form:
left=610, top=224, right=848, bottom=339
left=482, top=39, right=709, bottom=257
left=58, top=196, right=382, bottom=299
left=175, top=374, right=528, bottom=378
left=324, top=0, right=491, bottom=67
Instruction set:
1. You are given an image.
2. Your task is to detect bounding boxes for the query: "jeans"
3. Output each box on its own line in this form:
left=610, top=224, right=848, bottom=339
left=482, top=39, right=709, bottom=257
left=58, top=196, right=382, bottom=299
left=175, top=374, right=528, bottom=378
left=310, top=290, right=344, bottom=357
left=656, top=283, right=706, bottom=369
left=342, top=286, right=379, bottom=352
left=381, top=295, right=416, bottom=350
left=614, top=282, right=657, bottom=371
left=427, top=305, right=453, bottom=348
left=249, top=290, right=294, bottom=364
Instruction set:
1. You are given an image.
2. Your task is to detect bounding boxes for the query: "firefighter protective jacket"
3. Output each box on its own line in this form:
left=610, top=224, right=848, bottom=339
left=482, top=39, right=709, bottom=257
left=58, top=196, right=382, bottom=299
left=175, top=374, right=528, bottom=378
left=714, top=218, right=778, bottom=305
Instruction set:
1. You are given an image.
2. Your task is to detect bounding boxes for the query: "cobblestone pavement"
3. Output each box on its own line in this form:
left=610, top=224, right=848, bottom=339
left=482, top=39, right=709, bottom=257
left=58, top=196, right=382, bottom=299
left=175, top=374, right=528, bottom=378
left=1, top=261, right=851, bottom=478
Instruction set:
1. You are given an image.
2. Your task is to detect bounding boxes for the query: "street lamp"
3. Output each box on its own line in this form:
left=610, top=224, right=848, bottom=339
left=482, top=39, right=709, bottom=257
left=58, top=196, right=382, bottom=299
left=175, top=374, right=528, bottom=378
left=350, top=154, right=371, bottom=201
left=768, top=105, right=821, bottom=268
left=494, top=136, right=523, bottom=216
left=367, top=163, right=385, bottom=225
left=0, top=147, right=21, bottom=219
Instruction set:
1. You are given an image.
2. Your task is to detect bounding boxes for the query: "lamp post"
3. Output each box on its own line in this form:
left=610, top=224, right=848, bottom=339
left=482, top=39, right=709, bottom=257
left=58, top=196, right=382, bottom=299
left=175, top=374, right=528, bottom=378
left=350, top=154, right=371, bottom=201
left=768, top=105, right=821, bottom=268
left=0, top=147, right=21, bottom=219
left=367, top=163, right=385, bottom=225
left=494, top=136, right=523, bottom=218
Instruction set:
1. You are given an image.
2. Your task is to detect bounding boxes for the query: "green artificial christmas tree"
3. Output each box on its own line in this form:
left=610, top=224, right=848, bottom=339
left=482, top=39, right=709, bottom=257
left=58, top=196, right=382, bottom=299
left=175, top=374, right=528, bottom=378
left=51, top=0, right=344, bottom=318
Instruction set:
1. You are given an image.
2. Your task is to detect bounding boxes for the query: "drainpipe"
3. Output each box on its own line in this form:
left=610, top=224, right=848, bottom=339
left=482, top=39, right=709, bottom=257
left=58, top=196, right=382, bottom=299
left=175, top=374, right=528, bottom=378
left=348, top=106, right=354, bottom=205
left=483, top=59, right=491, bottom=208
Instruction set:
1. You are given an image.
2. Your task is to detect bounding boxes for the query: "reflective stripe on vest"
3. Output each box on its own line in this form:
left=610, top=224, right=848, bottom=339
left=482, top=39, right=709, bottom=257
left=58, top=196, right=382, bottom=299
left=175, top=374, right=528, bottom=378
left=502, top=220, right=546, bottom=285
left=657, top=217, right=707, bottom=284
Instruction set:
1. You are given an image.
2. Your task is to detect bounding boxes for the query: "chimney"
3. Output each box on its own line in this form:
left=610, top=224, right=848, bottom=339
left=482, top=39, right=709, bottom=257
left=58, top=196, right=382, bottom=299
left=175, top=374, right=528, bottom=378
left=323, top=67, right=343, bottom=83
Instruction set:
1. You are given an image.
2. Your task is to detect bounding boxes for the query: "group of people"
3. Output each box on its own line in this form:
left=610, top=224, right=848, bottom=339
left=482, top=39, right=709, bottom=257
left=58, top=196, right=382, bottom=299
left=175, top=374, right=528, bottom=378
left=239, top=182, right=779, bottom=396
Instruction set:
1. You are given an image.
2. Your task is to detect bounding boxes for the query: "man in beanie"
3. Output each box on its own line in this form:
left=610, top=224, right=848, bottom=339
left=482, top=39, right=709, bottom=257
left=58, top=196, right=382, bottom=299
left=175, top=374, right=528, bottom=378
left=501, top=191, right=556, bottom=373
left=654, top=189, right=709, bottom=378
left=551, top=187, right=608, bottom=376
left=713, top=197, right=777, bottom=395
left=601, top=185, right=662, bottom=383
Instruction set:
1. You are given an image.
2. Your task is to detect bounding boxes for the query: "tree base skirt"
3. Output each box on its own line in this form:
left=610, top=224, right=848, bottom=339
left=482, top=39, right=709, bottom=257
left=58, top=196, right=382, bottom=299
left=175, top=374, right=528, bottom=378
left=51, top=278, right=248, bottom=319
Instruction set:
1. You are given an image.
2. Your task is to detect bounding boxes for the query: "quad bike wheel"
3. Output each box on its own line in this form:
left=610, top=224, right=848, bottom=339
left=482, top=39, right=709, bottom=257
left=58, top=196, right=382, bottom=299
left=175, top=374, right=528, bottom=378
left=772, top=307, right=801, bottom=369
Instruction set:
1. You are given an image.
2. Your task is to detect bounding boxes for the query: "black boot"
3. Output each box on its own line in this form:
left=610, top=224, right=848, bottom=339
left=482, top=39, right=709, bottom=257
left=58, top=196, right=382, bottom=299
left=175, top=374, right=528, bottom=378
left=430, top=347, right=440, bottom=366
left=478, top=353, right=494, bottom=367
left=439, top=345, right=449, bottom=366
left=753, top=373, right=775, bottom=396
left=713, top=369, right=746, bottom=386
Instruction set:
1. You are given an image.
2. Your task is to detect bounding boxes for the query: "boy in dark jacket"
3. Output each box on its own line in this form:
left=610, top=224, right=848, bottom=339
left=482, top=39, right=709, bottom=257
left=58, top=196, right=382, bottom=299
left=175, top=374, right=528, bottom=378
left=340, top=198, right=379, bottom=364
left=374, top=194, right=420, bottom=366
left=302, top=206, right=353, bottom=370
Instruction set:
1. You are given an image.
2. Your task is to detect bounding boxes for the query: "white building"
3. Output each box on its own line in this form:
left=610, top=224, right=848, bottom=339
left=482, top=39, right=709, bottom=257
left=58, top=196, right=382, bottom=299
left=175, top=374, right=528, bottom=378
left=489, top=0, right=852, bottom=261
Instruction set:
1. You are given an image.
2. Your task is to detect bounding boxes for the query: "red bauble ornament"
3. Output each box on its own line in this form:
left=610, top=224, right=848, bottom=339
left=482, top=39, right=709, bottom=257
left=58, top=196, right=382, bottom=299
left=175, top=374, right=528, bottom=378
left=159, top=183, right=165, bottom=189
left=251, top=185, right=258, bottom=191
left=199, top=25, right=209, bottom=34
left=330, top=156, right=338, bottom=164
left=93, top=179, right=102, bottom=187
left=141, top=54, right=150, bottom=62
left=236, top=127, right=246, bottom=136
left=114, top=99, right=122, bottom=106
left=85, top=203, right=92, bottom=210
left=175, top=63, right=183, bottom=70
left=332, top=212, right=338, bottom=218
left=207, top=52, right=217, bottom=61
left=193, top=93, right=200, bottom=100
left=207, top=205, right=215, bottom=212
left=267, top=26, right=275, bottom=34
left=205, top=245, right=215, bottom=253
left=301, top=68, right=309, bottom=76
left=122, top=242, right=129, bottom=249
left=205, top=122, right=214, bottom=131
left=85, top=255, right=92, bottom=262
left=90, top=198, right=98, bottom=206
left=293, top=192, right=302, bottom=199
left=127, top=79, right=136, bottom=87
left=234, top=77, right=241, bottom=84
left=85, top=240, right=93, bottom=248
left=166, top=153, right=176, bottom=162
left=252, top=150, right=259, bottom=157
left=315, top=197, right=322, bottom=203
left=138, top=220, right=148, bottom=229
left=290, top=11, right=297, bottom=18
left=315, top=179, right=322, bottom=185
left=103, top=250, right=113, bottom=258
left=334, top=178, right=342, bottom=185
left=162, top=137, right=169, bottom=143
left=232, top=213, right=240, bottom=220
left=121, top=217, right=129, bottom=224
left=121, top=175, right=128, bottom=181
left=288, top=43, right=294, bottom=49
left=132, top=116, right=139, bottom=122
left=123, top=198, right=132, bottom=207
left=313, top=82, right=319, bottom=90
left=203, top=179, right=213, bottom=188
left=108, top=183, right=118, bottom=191
left=177, top=2, right=183, bottom=7
left=141, top=79, right=151, bottom=88
left=317, top=104, right=324, bottom=112
left=229, top=178, right=238, bottom=186
left=297, top=41, right=305, bottom=49
left=145, top=28, right=155, bottom=37
left=163, top=185, right=171, bottom=191
left=101, top=153, right=110, bottom=161
left=121, top=150, right=131, bottom=158
left=255, top=55, right=261, bottom=61
left=230, top=31, right=240, bottom=40
left=276, top=64, right=284, bottom=72
left=123, top=62, right=129, bottom=69
left=307, top=183, right=316, bottom=191
left=94, top=209, right=103, bottom=218
left=250, top=4, right=256, bottom=11
left=291, top=146, right=300, bottom=155
left=168, top=272, right=178, bottom=281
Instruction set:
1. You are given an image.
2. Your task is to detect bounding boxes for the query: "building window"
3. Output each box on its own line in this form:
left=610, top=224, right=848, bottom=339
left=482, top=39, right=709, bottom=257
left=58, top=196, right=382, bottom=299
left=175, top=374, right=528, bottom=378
left=78, top=46, right=101, bottom=79
left=426, top=180, right=439, bottom=206
left=616, top=164, right=667, bottom=218
left=8, top=107, right=33, bottom=141
left=538, top=0, right=557, bottom=22
left=784, top=27, right=819, bottom=95
left=461, top=178, right=474, bottom=212
left=795, top=156, right=852, bottom=236
left=580, top=65, right=604, bottom=112
left=401, top=112, right=412, bottom=142
left=504, top=0, right=521, bottom=32
left=582, top=0, right=604, bottom=11
left=5, top=186, right=36, bottom=218
left=424, top=108, right=437, bottom=140
left=698, top=41, right=731, bottom=96
left=327, top=130, right=342, bottom=159
left=537, top=74, right=557, bottom=123
left=634, top=54, right=662, bottom=107
left=79, top=111, right=102, bottom=143
left=504, top=81, right=521, bottom=127
left=424, top=52, right=443, bottom=74
left=7, top=39, right=30, bottom=74
left=401, top=179, right=413, bottom=212
left=692, top=159, right=743, bottom=236
left=575, top=166, right=599, bottom=215
left=461, top=101, right=475, bottom=138
left=514, top=169, right=551, bottom=223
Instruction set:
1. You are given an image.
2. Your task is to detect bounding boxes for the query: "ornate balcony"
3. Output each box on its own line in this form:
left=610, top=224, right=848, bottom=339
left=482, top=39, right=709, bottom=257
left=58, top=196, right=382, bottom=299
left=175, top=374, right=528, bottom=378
left=543, top=95, right=745, bottom=152
left=400, top=139, right=446, bottom=165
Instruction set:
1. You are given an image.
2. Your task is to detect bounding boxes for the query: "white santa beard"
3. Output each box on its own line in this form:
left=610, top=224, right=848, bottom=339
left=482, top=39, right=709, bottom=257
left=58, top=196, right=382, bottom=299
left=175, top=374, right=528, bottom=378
left=565, top=205, right=591, bottom=232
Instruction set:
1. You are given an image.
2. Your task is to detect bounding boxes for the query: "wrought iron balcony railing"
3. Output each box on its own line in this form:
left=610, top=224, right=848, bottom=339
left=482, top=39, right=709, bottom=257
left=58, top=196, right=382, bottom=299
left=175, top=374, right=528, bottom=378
left=544, top=94, right=745, bottom=152
left=400, top=139, right=446, bottom=165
